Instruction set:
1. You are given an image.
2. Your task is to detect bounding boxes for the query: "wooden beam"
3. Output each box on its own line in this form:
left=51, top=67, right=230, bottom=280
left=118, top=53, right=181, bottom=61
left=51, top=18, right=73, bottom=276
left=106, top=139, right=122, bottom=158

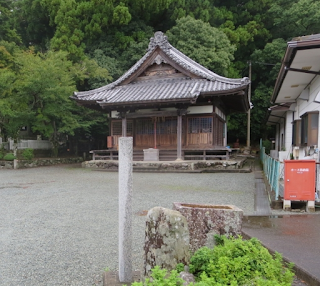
left=154, top=121, right=157, bottom=149
left=122, top=117, right=127, bottom=137
left=285, top=67, right=320, bottom=75
left=121, top=111, right=179, bottom=119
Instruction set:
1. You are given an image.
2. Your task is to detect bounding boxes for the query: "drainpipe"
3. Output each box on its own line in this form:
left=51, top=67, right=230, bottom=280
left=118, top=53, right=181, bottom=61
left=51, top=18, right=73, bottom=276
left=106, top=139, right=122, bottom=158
left=247, top=61, right=252, bottom=148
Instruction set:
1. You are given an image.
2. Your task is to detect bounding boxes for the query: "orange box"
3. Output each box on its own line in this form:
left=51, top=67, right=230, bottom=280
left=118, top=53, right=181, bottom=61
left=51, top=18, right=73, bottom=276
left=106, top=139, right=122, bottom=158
left=284, top=160, right=316, bottom=201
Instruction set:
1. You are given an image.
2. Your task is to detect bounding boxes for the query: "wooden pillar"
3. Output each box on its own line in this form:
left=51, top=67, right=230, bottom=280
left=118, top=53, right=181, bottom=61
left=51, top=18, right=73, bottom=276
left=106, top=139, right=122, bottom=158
left=154, top=120, right=157, bottom=149
left=177, top=113, right=182, bottom=161
left=122, top=117, right=127, bottom=137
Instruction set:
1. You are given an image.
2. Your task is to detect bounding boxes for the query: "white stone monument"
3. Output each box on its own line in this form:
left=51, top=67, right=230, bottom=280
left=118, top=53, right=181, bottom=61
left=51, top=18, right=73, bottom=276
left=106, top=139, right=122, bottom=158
left=118, top=137, right=133, bottom=282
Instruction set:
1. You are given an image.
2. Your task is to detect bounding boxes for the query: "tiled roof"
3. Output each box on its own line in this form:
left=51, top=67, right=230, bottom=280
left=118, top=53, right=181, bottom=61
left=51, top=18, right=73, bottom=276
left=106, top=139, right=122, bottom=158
left=72, top=31, right=249, bottom=106
left=291, top=33, right=320, bottom=42
left=74, top=78, right=246, bottom=106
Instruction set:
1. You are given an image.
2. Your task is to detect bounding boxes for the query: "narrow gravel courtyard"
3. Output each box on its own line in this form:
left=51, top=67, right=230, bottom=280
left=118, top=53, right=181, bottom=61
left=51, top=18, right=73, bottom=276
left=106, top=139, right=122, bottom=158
left=0, top=164, right=255, bottom=286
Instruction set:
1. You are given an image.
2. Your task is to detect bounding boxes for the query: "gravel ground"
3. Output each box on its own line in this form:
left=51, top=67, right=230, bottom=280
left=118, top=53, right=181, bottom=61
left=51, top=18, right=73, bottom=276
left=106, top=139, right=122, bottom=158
left=0, top=164, right=256, bottom=286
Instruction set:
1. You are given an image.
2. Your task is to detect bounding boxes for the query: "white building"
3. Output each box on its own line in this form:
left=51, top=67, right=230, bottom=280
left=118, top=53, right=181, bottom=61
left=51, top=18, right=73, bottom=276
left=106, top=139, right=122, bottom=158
left=268, top=34, right=320, bottom=161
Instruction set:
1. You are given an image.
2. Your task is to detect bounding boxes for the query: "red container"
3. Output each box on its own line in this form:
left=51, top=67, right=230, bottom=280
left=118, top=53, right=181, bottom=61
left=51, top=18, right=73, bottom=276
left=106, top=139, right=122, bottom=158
left=284, top=160, right=316, bottom=201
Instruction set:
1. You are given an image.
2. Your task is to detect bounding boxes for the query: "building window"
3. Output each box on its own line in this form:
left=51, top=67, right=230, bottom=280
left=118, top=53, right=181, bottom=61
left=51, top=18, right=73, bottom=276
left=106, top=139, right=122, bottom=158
left=188, top=117, right=212, bottom=133
left=157, top=118, right=177, bottom=134
left=112, top=120, right=133, bottom=136
left=301, top=112, right=319, bottom=146
left=136, top=119, right=154, bottom=135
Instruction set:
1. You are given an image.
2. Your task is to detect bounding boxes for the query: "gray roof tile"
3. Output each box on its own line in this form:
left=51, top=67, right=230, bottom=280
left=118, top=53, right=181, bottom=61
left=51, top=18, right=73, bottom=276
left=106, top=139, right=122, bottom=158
left=72, top=31, right=249, bottom=107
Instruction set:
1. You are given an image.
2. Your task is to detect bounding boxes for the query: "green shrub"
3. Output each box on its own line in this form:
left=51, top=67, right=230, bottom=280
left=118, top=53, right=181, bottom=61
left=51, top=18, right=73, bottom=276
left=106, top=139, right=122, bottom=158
left=132, top=266, right=184, bottom=286
left=22, top=148, right=34, bottom=160
left=0, top=144, right=5, bottom=159
left=262, top=139, right=272, bottom=154
left=176, top=263, right=185, bottom=273
left=134, top=236, right=294, bottom=286
left=189, top=235, right=294, bottom=286
left=3, top=153, right=16, bottom=161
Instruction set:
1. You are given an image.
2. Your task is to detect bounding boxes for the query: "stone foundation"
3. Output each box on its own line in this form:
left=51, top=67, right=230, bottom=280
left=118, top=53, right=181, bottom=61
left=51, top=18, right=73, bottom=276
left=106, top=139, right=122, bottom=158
left=0, top=161, right=14, bottom=169
left=0, top=157, right=83, bottom=169
left=82, top=158, right=247, bottom=172
left=173, top=202, right=243, bottom=253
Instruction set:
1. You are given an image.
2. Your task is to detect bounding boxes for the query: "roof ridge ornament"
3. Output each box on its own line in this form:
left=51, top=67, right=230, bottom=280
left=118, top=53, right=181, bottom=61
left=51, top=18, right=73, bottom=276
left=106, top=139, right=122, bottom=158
left=148, top=31, right=171, bottom=52
left=241, top=77, right=250, bottom=84
left=151, top=54, right=168, bottom=65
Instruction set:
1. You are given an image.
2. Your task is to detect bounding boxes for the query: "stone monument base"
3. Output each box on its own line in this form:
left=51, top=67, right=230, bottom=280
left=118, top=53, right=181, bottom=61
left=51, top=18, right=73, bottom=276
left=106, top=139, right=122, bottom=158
left=103, top=271, right=141, bottom=286
left=173, top=202, right=243, bottom=253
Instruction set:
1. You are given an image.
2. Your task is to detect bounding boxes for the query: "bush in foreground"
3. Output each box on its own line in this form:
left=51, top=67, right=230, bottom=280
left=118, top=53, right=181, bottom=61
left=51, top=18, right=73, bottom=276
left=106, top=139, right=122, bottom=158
left=133, top=236, right=294, bottom=286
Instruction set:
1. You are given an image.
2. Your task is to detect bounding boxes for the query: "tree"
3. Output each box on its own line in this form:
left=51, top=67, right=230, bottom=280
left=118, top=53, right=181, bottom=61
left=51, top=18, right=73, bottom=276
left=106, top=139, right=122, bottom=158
left=9, top=50, right=79, bottom=156
left=0, top=42, right=28, bottom=142
left=0, top=0, right=21, bottom=44
left=0, top=43, right=110, bottom=156
left=166, top=16, right=236, bottom=77
left=268, top=0, right=320, bottom=39
left=86, top=20, right=154, bottom=82
left=250, top=38, right=287, bottom=142
left=47, top=0, right=133, bottom=61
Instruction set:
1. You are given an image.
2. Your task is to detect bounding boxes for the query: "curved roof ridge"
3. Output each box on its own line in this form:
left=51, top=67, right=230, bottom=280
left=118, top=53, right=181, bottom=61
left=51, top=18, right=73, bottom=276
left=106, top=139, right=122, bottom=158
left=74, top=47, right=156, bottom=97
left=167, top=44, right=247, bottom=84
left=73, top=31, right=249, bottom=98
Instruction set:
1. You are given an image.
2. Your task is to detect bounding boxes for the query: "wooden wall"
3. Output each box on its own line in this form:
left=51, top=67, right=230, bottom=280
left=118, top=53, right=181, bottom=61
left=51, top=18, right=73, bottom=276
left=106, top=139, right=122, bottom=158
left=110, top=114, right=226, bottom=149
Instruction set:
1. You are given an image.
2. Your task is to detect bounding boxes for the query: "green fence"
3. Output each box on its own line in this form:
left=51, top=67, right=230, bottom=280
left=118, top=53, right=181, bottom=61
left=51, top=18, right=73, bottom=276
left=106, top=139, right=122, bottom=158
left=260, top=139, right=280, bottom=199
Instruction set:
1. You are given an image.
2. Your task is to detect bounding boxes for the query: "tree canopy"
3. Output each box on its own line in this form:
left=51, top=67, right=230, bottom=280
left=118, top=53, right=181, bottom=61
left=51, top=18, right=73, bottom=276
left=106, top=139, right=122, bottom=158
left=0, top=41, right=110, bottom=156
left=167, top=16, right=236, bottom=77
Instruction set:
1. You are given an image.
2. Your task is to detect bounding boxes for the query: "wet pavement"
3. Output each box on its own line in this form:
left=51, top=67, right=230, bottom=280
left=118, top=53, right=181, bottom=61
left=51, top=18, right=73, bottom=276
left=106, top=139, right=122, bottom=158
left=242, top=215, right=320, bottom=286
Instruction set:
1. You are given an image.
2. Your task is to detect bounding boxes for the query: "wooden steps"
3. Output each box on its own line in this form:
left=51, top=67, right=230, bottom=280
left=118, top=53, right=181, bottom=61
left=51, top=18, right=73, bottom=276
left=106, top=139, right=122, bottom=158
left=133, top=150, right=143, bottom=161
left=159, top=150, right=177, bottom=161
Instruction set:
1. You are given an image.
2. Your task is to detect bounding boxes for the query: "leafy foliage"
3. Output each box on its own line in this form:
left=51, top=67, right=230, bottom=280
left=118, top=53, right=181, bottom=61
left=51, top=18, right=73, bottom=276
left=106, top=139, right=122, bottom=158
left=132, top=266, right=184, bottom=286
left=176, top=263, right=185, bottom=273
left=0, top=0, right=21, bottom=43
left=262, top=139, right=272, bottom=154
left=86, top=20, right=153, bottom=82
left=0, top=41, right=110, bottom=156
left=134, top=236, right=294, bottom=286
left=189, top=235, right=294, bottom=286
left=0, top=147, right=4, bottom=159
left=268, top=0, right=320, bottom=39
left=167, top=16, right=236, bottom=77
left=21, top=148, right=34, bottom=160
left=3, top=153, right=15, bottom=161
left=0, top=42, right=33, bottom=141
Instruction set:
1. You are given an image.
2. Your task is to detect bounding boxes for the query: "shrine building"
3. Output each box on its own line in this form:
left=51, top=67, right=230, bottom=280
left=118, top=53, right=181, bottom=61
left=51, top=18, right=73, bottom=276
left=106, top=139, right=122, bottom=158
left=71, top=31, right=250, bottom=161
